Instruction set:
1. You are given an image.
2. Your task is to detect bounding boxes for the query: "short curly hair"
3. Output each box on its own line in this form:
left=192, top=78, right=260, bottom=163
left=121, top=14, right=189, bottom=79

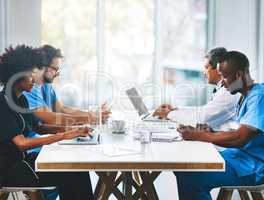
left=0, top=45, right=45, bottom=86
left=222, top=51, right=250, bottom=72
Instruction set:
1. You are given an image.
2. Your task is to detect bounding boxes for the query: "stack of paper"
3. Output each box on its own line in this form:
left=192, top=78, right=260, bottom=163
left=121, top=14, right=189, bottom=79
left=152, top=133, right=181, bottom=142
left=134, top=132, right=181, bottom=142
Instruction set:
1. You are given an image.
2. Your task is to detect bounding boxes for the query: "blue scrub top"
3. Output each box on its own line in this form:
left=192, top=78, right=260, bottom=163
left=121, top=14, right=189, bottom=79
left=23, top=84, right=59, bottom=153
left=221, top=83, right=264, bottom=183
left=23, top=83, right=58, bottom=112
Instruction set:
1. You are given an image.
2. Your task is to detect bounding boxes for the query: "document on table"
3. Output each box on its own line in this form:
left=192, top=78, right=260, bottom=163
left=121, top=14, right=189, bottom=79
left=152, top=132, right=182, bottom=142
left=102, top=144, right=141, bottom=157
left=134, top=132, right=182, bottom=142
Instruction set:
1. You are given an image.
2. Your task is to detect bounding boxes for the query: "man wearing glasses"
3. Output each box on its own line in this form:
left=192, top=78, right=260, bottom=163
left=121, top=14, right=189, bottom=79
left=24, top=45, right=110, bottom=126
left=23, top=45, right=108, bottom=200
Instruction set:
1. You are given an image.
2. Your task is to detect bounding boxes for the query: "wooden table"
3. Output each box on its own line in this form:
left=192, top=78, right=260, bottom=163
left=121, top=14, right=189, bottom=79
left=35, top=125, right=225, bottom=200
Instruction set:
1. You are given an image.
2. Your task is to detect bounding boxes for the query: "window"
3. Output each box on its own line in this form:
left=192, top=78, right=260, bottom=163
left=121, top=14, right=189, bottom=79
left=161, top=0, right=206, bottom=68
left=42, top=0, right=97, bottom=108
left=0, top=0, right=8, bottom=53
left=104, top=0, right=154, bottom=110
left=42, top=0, right=207, bottom=111
left=160, top=0, right=207, bottom=107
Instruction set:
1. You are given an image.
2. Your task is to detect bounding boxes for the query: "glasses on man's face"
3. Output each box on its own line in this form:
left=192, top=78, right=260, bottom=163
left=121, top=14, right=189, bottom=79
left=48, top=65, right=61, bottom=72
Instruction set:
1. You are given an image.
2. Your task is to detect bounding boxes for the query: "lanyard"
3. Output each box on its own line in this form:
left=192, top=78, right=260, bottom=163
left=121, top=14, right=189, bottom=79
left=236, top=95, right=245, bottom=117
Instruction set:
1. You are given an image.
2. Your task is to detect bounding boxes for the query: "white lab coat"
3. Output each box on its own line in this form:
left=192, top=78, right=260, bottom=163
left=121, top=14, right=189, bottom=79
left=168, top=82, right=241, bottom=131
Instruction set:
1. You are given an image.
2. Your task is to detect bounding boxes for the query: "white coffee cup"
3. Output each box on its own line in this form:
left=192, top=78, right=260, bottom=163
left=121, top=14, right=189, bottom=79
left=111, top=120, right=126, bottom=133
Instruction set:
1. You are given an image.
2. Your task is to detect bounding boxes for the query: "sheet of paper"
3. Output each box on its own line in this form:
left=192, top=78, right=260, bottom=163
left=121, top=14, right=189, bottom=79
left=134, top=132, right=182, bottom=142
left=102, top=144, right=141, bottom=157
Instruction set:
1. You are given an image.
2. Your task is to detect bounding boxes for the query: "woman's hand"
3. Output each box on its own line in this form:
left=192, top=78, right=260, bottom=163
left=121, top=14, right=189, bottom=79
left=58, top=127, right=93, bottom=140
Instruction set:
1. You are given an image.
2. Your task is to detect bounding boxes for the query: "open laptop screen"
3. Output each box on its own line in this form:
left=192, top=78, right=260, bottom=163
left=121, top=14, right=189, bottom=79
left=126, top=87, right=149, bottom=116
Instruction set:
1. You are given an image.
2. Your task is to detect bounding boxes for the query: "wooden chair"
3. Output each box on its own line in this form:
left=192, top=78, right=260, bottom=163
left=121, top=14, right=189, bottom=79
left=217, top=184, right=264, bottom=200
left=0, top=186, right=56, bottom=200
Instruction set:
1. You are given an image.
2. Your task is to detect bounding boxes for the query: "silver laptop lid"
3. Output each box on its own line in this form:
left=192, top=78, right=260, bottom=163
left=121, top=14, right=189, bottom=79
left=126, top=87, right=149, bottom=116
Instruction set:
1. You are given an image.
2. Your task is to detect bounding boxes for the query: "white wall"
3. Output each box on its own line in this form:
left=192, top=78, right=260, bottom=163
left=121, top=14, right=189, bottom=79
left=213, top=0, right=259, bottom=80
left=6, top=0, right=41, bottom=47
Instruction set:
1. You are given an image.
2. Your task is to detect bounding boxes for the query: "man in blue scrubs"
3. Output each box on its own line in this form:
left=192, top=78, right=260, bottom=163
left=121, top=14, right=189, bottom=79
left=176, top=51, right=264, bottom=200
left=24, top=45, right=110, bottom=126
left=24, top=45, right=110, bottom=153
left=23, top=45, right=109, bottom=200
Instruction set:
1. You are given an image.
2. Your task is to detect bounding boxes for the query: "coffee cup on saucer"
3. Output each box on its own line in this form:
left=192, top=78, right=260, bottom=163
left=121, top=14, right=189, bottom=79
left=111, top=120, right=126, bottom=134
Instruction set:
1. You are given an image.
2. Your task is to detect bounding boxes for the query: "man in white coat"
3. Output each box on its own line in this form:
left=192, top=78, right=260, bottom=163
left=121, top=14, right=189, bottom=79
left=154, top=47, right=240, bottom=131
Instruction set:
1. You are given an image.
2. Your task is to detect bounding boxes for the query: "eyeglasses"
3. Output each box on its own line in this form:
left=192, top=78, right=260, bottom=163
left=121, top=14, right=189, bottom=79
left=48, top=65, right=61, bottom=72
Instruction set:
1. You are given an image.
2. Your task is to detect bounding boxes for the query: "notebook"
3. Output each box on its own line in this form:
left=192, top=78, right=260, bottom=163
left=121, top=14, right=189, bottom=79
left=134, top=132, right=181, bottom=142
left=151, top=133, right=182, bottom=142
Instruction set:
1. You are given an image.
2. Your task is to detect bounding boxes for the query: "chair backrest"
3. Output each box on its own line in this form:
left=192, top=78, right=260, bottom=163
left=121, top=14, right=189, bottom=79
left=0, top=176, right=3, bottom=189
left=1, top=186, right=57, bottom=191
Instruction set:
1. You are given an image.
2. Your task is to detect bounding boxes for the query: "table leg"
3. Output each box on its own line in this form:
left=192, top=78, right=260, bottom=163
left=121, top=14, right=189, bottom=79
left=131, top=176, right=148, bottom=200
left=122, top=172, right=133, bottom=200
left=95, top=171, right=160, bottom=200
left=140, top=172, right=159, bottom=200
left=112, top=173, right=125, bottom=200
left=133, top=171, right=141, bottom=185
left=133, top=172, right=161, bottom=200
left=133, top=171, right=161, bottom=200
left=96, top=172, right=118, bottom=200
left=94, top=174, right=104, bottom=199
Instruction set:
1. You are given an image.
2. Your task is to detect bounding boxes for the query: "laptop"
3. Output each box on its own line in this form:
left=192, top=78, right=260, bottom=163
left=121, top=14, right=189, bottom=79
left=58, top=130, right=100, bottom=145
left=126, top=87, right=168, bottom=122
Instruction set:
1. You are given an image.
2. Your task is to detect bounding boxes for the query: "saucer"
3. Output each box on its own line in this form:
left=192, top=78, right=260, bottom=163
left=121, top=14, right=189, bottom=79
left=112, top=128, right=127, bottom=134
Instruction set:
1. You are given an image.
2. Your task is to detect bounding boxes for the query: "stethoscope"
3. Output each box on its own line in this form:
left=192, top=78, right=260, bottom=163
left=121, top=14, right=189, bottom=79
left=236, top=95, right=245, bottom=117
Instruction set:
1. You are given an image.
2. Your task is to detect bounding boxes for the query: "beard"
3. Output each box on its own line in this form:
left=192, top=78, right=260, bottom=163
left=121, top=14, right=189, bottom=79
left=43, top=75, right=54, bottom=83
left=227, top=78, right=243, bottom=95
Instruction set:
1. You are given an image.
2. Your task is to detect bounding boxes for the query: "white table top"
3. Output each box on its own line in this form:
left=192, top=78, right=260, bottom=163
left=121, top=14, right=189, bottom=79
left=35, top=124, right=225, bottom=172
